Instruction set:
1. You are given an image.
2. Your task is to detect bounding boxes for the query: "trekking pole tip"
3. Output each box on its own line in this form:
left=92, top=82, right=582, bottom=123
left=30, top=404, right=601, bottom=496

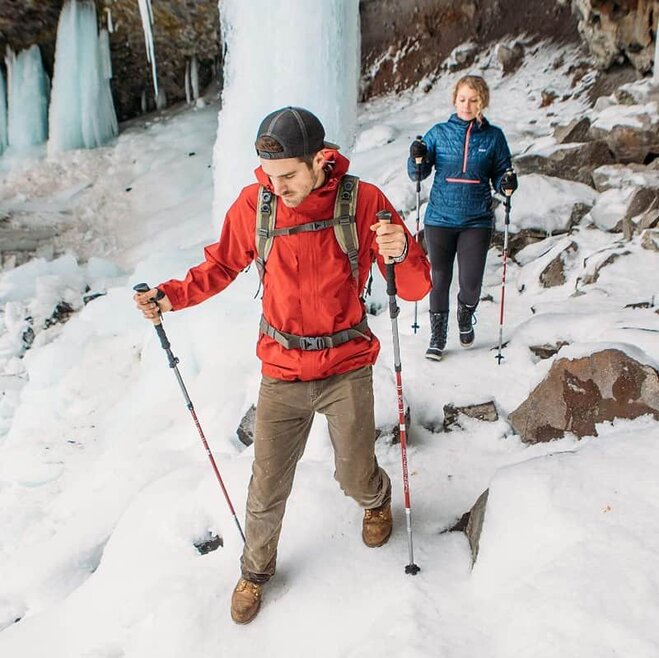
left=405, top=563, right=420, bottom=575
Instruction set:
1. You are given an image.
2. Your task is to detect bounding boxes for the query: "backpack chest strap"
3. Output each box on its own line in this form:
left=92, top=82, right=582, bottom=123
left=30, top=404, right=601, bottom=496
left=259, top=315, right=371, bottom=351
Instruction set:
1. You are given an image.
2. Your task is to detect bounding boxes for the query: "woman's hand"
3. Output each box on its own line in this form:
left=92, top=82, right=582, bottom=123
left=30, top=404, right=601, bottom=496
left=500, top=170, right=518, bottom=196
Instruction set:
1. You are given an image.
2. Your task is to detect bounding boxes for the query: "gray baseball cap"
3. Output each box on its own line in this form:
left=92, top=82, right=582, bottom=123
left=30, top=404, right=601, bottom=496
left=255, top=106, right=340, bottom=160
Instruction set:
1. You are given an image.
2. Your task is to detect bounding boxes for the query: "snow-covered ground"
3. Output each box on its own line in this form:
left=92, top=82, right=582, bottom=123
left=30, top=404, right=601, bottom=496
left=0, top=40, right=658, bottom=657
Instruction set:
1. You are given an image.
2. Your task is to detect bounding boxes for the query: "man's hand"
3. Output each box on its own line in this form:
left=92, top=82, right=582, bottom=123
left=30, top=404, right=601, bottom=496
left=370, top=221, right=407, bottom=263
left=134, top=288, right=173, bottom=322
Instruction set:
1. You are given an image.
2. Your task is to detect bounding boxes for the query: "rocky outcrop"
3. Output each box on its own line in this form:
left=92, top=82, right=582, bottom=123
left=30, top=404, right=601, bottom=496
left=515, top=141, right=615, bottom=187
left=509, top=348, right=659, bottom=442
left=359, top=0, right=580, bottom=99
left=572, top=0, right=659, bottom=74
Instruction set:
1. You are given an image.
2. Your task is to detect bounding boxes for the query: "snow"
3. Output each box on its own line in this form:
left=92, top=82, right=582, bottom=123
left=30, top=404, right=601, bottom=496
left=497, top=173, right=597, bottom=234
left=212, top=0, right=360, bottom=229
left=0, top=36, right=658, bottom=658
left=5, top=46, right=49, bottom=151
left=48, top=0, right=118, bottom=154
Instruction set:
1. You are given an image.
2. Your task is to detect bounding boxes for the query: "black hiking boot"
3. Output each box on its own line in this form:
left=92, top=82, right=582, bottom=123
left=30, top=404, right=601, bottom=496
left=457, top=299, right=477, bottom=348
left=426, top=311, right=449, bottom=361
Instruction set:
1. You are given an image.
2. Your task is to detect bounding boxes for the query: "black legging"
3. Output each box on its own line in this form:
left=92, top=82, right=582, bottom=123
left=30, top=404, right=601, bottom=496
left=425, top=225, right=492, bottom=312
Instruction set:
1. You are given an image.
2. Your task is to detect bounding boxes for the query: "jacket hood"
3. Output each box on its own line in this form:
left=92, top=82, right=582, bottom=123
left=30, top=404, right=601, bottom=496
left=253, top=150, right=350, bottom=216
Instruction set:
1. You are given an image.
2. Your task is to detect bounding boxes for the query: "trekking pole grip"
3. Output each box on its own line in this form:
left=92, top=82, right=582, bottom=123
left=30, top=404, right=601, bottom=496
left=133, top=282, right=171, bottom=351
left=414, top=135, right=423, bottom=193
left=376, top=210, right=398, bottom=298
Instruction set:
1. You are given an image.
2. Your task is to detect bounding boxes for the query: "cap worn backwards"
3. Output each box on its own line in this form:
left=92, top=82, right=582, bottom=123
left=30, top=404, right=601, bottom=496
left=255, top=106, right=340, bottom=160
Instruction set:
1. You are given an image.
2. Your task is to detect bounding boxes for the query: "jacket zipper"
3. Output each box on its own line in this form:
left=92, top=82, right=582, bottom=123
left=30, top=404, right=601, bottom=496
left=446, top=120, right=480, bottom=184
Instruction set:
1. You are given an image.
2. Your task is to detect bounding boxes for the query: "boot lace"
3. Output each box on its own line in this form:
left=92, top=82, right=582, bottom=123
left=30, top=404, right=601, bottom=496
left=236, top=579, right=262, bottom=599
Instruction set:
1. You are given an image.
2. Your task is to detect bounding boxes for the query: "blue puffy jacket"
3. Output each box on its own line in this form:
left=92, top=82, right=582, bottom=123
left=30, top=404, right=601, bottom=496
left=407, top=114, right=512, bottom=229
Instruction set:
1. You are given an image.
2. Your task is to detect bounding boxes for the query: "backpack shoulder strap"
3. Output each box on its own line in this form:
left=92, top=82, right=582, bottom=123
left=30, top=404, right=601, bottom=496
left=333, top=174, right=360, bottom=288
left=255, top=186, right=277, bottom=284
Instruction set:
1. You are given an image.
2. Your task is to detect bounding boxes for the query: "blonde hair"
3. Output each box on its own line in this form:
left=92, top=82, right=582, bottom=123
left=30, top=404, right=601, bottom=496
left=452, top=75, right=490, bottom=120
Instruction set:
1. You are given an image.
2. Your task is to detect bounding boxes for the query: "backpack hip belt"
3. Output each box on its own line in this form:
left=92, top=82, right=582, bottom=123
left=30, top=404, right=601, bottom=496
left=259, top=315, right=371, bottom=351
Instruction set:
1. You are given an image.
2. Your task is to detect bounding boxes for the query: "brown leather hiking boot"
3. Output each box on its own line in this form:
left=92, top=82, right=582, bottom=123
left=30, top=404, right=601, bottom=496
left=231, top=578, right=262, bottom=624
left=362, top=502, right=393, bottom=547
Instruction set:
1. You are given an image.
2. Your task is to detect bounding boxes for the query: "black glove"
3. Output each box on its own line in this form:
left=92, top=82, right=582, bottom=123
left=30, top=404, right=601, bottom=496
left=409, top=136, right=427, bottom=162
left=500, top=170, right=518, bottom=195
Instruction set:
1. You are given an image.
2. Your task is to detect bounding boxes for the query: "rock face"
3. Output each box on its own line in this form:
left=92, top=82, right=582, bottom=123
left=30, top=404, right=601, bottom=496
left=573, top=0, right=659, bottom=74
left=509, top=348, right=659, bottom=442
left=359, top=0, right=579, bottom=99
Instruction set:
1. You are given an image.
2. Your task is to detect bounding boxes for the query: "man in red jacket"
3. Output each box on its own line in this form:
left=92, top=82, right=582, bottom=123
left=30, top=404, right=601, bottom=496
left=135, top=107, right=431, bottom=624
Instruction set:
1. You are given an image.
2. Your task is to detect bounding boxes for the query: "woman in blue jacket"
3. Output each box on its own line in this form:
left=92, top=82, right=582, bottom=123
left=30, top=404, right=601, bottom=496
left=408, top=74, right=517, bottom=360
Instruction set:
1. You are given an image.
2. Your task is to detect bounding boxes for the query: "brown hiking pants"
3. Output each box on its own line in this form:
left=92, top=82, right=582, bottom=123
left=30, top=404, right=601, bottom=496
left=240, top=365, right=391, bottom=583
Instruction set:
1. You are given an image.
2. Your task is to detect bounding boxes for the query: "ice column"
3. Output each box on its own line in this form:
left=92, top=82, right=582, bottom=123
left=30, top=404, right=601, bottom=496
left=0, top=68, right=7, bottom=154
left=212, top=0, right=360, bottom=229
left=5, top=45, right=50, bottom=150
left=48, top=0, right=118, bottom=153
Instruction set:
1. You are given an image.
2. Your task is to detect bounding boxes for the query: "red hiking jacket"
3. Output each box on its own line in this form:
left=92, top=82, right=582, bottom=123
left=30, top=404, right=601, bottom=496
left=159, top=151, right=431, bottom=381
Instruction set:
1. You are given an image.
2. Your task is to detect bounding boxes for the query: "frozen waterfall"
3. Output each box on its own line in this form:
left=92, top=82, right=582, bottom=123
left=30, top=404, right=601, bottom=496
left=0, top=69, right=7, bottom=155
left=5, top=45, right=50, bottom=150
left=48, top=0, right=118, bottom=154
left=212, top=0, right=360, bottom=229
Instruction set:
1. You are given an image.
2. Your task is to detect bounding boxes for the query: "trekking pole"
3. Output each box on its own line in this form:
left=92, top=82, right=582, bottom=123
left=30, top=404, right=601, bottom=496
left=133, top=283, right=246, bottom=543
left=411, top=135, right=423, bottom=334
left=495, top=194, right=512, bottom=365
left=376, top=210, right=420, bottom=575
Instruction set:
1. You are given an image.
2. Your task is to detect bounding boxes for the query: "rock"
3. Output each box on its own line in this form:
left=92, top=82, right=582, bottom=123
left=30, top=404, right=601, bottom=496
left=529, top=342, right=570, bottom=359
left=466, top=490, right=489, bottom=564
left=572, top=0, right=658, bottom=75
left=539, top=241, right=579, bottom=288
left=591, top=163, right=659, bottom=193
left=514, top=141, right=615, bottom=187
left=540, top=88, right=558, bottom=107
left=492, top=228, right=548, bottom=259
left=641, top=228, right=659, bottom=251
left=446, top=41, right=479, bottom=72
left=193, top=532, right=223, bottom=555
left=579, top=248, right=630, bottom=285
left=509, top=348, right=659, bottom=443
left=236, top=404, right=256, bottom=447
left=589, top=108, right=659, bottom=164
left=43, top=301, right=75, bottom=329
left=497, top=41, right=525, bottom=75
left=443, top=401, right=498, bottom=431
left=553, top=117, right=592, bottom=144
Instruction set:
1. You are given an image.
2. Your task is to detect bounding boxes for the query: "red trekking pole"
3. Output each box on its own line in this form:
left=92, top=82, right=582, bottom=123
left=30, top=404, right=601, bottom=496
left=495, top=195, right=512, bottom=364
left=133, top=283, right=246, bottom=543
left=376, top=211, right=420, bottom=575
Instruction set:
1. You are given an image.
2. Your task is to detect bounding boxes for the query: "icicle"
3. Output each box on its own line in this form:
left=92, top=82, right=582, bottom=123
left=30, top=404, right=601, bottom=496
left=156, top=86, right=167, bottom=110
left=191, top=54, right=199, bottom=100
left=185, top=59, right=192, bottom=104
left=48, top=0, right=118, bottom=153
left=105, top=7, right=113, bottom=33
left=5, top=45, right=50, bottom=149
left=137, top=0, right=159, bottom=103
left=141, top=89, right=147, bottom=114
left=0, top=68, right=7, bottom=154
